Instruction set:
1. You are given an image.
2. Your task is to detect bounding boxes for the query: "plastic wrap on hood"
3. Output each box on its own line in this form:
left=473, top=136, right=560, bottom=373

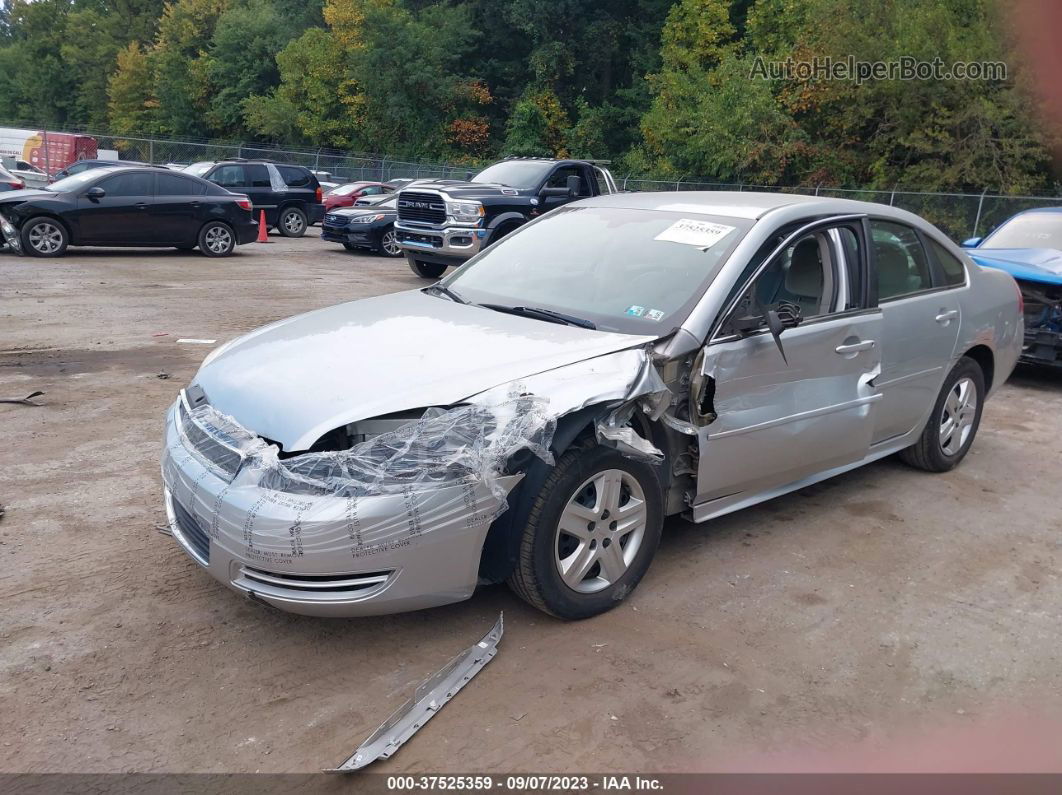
left=162, top=390, right=554, bottom=562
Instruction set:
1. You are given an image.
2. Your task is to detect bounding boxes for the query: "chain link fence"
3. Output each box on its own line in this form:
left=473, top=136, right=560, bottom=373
left=8, top=123, right=1061, bottom=242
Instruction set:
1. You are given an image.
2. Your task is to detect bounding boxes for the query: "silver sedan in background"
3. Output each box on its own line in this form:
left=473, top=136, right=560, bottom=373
left=161, top=192, right=1022, bottom=620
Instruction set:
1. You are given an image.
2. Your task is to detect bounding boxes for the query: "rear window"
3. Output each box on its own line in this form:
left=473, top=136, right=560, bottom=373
left=928, top=238, right=967, bottom=287
left=278, top=165, right=313, bottom=187
left=157, top=173, right=207, bottom=196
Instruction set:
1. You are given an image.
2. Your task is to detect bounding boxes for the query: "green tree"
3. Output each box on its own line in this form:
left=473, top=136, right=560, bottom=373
left=107, top=41, right=159, bottom=134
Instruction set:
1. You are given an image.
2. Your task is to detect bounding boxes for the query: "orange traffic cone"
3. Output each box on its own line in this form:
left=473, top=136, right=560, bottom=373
left=256, top=210, right=271, bottom=243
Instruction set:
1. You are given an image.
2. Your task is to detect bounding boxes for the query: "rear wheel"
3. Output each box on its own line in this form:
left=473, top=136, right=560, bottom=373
left=198, top=221, right=236, bottom=257
left=900, top=356, right=985, bottom=472
left=378, top=226, right=402, bottom=257
left=507, top=443, right=663, bottom=619
left=21, top=217, right=68, bottom=257
left=278, top=207, right=307, bottom=238
left=406, top=253, right=446, bottom=279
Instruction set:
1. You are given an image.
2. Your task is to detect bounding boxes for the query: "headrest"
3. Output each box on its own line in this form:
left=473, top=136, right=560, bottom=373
left=784, top=238, right=823, bottom=298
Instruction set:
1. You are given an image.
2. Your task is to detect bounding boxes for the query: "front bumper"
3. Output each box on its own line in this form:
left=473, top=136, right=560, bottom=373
left=395, top=221, right=486, bottom=265
left=160, top=403, right=511, bottom=617
left=321, top=223, right=373, bottom=247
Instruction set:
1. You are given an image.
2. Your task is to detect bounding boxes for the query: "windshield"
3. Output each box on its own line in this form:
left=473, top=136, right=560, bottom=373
left=444, top=206, right=752, bottom=334
left=472, top=161, right=553, bottom=189
left=185, top=162, right=214, bottom=177
left=982, top=212, right=1062, bottom=251
left=47, top=170, right=107, bottom=193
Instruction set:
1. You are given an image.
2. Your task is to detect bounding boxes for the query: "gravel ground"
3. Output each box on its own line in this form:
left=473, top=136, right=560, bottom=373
left=1, top=230, right=1060, bottom=774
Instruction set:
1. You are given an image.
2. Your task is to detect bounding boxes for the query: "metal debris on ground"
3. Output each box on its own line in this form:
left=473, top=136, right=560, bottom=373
left=0, top=390, right=44, bottom=406
left=327, top=613, right=504, bottom=773
left=176, top=338, right=216, bottom=344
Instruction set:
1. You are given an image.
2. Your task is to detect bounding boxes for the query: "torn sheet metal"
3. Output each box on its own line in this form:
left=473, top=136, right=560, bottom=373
left=161, top=390, right=555, bottom=562
left=328, top=613, right=504, bottom=772
left=589, top=348, right=671, bottom=463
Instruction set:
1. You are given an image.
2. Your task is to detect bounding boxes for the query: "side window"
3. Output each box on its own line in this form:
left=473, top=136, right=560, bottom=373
left=719, top=231, right=837, bottom=336
left=157, top=173, right=207, bottom=196
left=209, top=165, right=246, bottom=188
left=99, top=172, right=154, bottom=196
left=67, top=162, right=89, bottom=176
left=871, top=220, right=933, bottom=300
left=837, top=226, right=863, bottom=309
left=277, top=165, right=310, bottom=187
left=545, top=166, right=590, bottom=196
left=362, top=186, right=382, bottom=195
left=927, top=238, right=967, bottom=287
left=593, top=167, right=609, bottom=195
left=243, top=164, right=271, bottom=188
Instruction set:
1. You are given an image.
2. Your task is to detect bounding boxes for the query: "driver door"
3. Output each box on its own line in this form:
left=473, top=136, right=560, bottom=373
left=691, top=220, right=884, bottom=520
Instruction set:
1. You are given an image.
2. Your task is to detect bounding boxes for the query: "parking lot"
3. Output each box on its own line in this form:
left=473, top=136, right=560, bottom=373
left=1, top=230, right=1061, bottom=774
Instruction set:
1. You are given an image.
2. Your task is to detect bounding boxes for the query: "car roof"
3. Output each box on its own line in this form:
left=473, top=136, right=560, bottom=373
left=580, top=190, right=923, bottom=222
left=1009, top=206, right=1062, bottom=217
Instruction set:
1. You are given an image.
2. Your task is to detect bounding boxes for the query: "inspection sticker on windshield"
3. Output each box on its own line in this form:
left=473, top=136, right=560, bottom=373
left=654, top=218, right=736, bottom=249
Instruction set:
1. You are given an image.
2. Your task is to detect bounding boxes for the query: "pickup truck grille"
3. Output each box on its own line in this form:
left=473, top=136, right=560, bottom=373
left=397, top=191, right=446, bottom=224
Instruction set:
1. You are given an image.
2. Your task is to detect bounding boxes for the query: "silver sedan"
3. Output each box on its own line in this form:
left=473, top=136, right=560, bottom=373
left=161, top=192, right=1023, bottom=620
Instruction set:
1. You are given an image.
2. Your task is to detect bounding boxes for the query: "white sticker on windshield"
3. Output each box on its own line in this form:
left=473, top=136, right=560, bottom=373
left=654, top=218, right=736, bottom=250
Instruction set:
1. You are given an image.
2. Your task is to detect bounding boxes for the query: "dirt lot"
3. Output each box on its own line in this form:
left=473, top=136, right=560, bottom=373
left=1, top=231, right=1060, bottom=774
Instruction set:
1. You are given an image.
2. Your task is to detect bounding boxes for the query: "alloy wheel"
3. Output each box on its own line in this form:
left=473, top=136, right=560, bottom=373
left=554, top=469, right=647, bottom=594
left=282, top=211, right=305, bottom=235
left=28, top=222, right=63, bottom=254
left=381, top=229, right=401, bottom=256
left=204, top=226, right=233, bottom=255
left=939, top=376, right=978, bottom=456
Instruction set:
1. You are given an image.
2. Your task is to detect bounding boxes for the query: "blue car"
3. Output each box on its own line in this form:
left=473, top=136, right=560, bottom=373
left=963, top=207, right=1062, bottom=367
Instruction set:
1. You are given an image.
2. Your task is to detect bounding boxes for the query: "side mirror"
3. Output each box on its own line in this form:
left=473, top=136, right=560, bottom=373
left=565, top=174, right=580, bottom=198
left=961, top=237, right=982, bottom=248
left=85, top=186, right=106, bottom=200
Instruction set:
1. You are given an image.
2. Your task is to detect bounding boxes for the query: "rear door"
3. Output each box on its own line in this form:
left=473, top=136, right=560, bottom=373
left=75, top=171, right=156, bottom=243
left=151, top=172, right=209, bottom=244
left=692, top=218, right=883, bottom=518
left=867, top=219, right=962, bottom=444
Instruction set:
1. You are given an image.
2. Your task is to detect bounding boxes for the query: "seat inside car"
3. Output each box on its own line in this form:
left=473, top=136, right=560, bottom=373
left=781, top=237, right=827, bottom=316
left=875, top=239, right=922, bottom=298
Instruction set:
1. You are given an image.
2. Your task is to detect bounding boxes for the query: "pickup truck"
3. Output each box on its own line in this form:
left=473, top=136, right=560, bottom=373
left=395, top=157, right=618, bottom=278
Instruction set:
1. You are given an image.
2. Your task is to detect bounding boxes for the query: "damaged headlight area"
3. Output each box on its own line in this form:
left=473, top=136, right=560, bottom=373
left=164, top=388, right=557, bottom=563
left=0, top=212, right=21, bottom=253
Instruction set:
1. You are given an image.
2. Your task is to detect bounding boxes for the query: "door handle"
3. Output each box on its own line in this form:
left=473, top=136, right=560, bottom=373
left=935, top=309, right=959, bottom=324
left=835, top=340, right=875, bottom=355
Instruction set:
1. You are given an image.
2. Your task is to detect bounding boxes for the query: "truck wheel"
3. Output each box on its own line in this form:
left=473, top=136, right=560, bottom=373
left=278, top=207, right=307, bottom=238
left=406, top=253, right=446, bottom=279
left=507, top=443, right=663, bottom=620
left=486, top=221, right=520, bottom=248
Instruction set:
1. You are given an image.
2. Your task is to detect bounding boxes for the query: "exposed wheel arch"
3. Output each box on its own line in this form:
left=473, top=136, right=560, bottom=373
left=478, top=404, right=671, bottom=584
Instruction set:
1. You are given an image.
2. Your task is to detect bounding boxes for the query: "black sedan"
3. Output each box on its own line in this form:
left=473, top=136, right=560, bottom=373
left=320, top=195, right=401, bottom=257
left=0, top=167, right=258, bottom=257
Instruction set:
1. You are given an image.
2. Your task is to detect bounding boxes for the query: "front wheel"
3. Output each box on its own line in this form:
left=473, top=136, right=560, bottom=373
left=198, top=221, right=236, bottom=257
left=278, top=207, right=307, bottom=238
left=377, top=226, right=403, bottom=257
left=507, top=443, right=663, bottom=619
left=21, top=217, right=68, bottom=257
left=405, top=253, right=446, bottom=279
left=899, top=356, right=985, bottom=472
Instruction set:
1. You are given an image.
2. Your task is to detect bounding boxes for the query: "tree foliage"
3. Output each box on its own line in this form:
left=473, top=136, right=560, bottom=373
left=0, top=0, right=1055, bottom=191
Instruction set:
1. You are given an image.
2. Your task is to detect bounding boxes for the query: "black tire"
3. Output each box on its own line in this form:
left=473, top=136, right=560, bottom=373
left=406, top=253, right=446, bottom=279
left=277, top=206, right=307, bottom=238
left=377, top=225, right=403, bottom=257
left=197, top=221, right=236, bottom=257
left=507, top=443, right=664, bottom=620
left=20, top=217, right=68, bottom=257
left=486, top=221, right=519, bottom=249
left=899, top=356, right=985, bottom=472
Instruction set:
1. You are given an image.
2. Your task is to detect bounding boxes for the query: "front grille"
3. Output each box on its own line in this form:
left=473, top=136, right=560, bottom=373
left=237, top=566, right=392, bottom=600
left=398, top=230, right=442, bottom=248
left=172, top=498, right=210, bottom=563
left=397, top=191, right=446, bottom=224
left=1019, top=280, right=1062, bottom=330
left=177, top=394, right=245, bottom=480
left=324, top=213, right=346, bottom=225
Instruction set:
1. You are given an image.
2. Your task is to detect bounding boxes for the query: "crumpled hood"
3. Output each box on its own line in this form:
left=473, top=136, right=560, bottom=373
left=193, top=289, right=656, bottom=451
left=970, top=247, right=1062, bottom=286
